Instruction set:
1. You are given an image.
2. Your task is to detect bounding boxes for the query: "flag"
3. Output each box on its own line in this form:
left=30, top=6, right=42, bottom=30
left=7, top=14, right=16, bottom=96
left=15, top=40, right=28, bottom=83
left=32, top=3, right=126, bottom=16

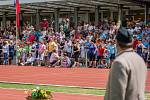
left=15, top=0, right=20, bottom=28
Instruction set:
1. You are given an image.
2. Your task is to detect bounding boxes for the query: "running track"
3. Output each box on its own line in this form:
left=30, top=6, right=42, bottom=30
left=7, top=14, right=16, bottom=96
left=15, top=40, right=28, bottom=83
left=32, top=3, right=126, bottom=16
left=0, top=65, right=149, bottom=91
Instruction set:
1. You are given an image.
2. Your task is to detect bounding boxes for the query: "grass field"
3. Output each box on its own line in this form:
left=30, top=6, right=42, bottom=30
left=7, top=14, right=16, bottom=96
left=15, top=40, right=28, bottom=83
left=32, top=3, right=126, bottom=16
left=0, top=83, right=105, bottom=96
left=0, top=82, right=149, bottom=99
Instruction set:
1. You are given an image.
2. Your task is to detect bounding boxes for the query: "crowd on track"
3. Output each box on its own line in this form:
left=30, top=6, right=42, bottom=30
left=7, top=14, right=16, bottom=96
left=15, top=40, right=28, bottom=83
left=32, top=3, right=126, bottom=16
left=0, top=17, right=149, bottom=68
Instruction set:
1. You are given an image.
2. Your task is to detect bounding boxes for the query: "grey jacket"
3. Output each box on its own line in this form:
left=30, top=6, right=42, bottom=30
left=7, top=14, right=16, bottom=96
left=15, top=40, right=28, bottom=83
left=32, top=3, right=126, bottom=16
left=104, top=48, right=147, bottom=100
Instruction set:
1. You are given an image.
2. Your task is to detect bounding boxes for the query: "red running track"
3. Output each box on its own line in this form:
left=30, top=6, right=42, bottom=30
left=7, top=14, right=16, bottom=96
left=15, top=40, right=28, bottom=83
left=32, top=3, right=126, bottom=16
left=0, top=65, right=149, bottom=91
left=0, top=88, right=102, bottom=100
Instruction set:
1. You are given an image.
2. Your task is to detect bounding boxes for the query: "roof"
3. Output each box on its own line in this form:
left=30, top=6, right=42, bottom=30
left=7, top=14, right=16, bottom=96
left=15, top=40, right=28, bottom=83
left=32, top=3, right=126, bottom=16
left=0, top=0, right=147, bottom=16
left=124, top=0, right=150, bottom=4
left=135, top=0, right=150, bottom=2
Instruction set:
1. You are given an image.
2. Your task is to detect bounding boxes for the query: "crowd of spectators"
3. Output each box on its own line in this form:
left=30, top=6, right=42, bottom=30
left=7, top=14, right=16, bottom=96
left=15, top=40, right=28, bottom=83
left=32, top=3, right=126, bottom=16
left=0, top=24, right=16, bottom=65
left=0, top=17, right=149, bottom=68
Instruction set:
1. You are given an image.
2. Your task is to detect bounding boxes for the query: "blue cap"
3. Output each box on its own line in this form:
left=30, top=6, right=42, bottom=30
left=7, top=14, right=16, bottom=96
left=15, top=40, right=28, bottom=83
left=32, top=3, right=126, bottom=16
left=116, top=27, right=132, bottom=45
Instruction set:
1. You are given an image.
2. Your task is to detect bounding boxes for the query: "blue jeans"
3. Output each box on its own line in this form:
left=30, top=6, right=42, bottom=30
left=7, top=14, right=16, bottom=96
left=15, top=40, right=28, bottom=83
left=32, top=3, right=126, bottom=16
left=4, top=53, right=8, bottom=65
left=9, top=52, right=14, bottom=60
left=48, top=52, right=52, bottom=59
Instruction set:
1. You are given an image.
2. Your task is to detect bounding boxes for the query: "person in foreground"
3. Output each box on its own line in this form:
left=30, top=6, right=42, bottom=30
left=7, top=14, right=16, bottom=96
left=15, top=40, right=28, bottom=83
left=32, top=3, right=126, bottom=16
left=104, top=27, right=147, bottom=100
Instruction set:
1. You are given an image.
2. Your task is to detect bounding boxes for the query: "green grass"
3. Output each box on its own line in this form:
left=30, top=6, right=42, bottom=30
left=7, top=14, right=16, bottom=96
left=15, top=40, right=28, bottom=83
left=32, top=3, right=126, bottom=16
left=0, top=82, right=149, bottom=99
left=0, top=83, right=105, bottom=96
left=145, top=92, right=150, bottom=100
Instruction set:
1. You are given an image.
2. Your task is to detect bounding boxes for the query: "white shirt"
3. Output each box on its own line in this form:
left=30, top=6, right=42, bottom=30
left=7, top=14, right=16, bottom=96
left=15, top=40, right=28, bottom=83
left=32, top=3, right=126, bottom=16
left=134, top=26, right=141, bottom=32
left=50, top=52, right=59, bottom=63
left=88, top=25, right=95, bottom=31
left=84, top=24, right=89, bottom=31
left=3, top=45, right=9, bottom=54
left=27, top=57, right=35, bottom=63
left=79, top=39, right=85, bottom=44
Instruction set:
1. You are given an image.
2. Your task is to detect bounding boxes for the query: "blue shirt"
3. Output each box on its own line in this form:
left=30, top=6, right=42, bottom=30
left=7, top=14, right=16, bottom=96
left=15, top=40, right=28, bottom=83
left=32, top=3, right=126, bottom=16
left=137, top=34, right=142, bottom=40
left=142, top=41, right=149, bottom=48
left=100, top=33, right=107, bottom=39
left=9, top=45, right=14, bottom=53
left=85, top=41, right=91, bottom=49
left=36, top=43, right=40, bottom=49
left=142, top=30, right=150, bottom=35
left=65, top=44, right=72, bottom=53
left=89, top=44, right=96, bottom=53
left=35, top=31, right=42, bottom=41
left=107, top=45, right=116, bottom=55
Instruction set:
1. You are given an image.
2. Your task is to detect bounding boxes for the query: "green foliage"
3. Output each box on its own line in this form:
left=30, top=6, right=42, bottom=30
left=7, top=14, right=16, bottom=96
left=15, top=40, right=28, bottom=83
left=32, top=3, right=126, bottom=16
left=27, top=87, right=52, bottom=99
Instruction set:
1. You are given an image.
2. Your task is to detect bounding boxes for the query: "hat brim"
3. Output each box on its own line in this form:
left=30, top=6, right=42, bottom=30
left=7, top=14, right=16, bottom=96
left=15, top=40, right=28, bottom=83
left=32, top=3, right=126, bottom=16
left=117, top=40, right=133, bottom=47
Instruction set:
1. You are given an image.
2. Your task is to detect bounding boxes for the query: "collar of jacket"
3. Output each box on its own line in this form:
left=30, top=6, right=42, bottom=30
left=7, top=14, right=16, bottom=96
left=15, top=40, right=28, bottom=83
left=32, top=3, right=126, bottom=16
left=116, top=48, right=134, bottom=58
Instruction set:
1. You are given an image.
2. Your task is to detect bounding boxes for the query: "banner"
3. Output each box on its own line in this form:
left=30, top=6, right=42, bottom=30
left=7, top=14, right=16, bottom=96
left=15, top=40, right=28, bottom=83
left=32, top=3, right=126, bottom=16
left=15, top=0, right=20, bottom=28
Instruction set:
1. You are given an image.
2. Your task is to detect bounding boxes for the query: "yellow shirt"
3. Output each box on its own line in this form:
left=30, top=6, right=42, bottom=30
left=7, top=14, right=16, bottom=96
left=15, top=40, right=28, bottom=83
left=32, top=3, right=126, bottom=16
left=48, top=41, right=57, bottom=52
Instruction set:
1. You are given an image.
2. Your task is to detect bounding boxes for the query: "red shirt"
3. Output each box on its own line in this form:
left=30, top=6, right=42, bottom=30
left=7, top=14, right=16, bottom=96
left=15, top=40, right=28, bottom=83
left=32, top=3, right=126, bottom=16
left=98, top=47, right=105, bottom=56
left=29, top=34, right=35, bottom=42
left=40, top=21, right=49, bottom=29
left=74, top=32, right=80, bottom=39
left=133, top=40, right=138, bottom=50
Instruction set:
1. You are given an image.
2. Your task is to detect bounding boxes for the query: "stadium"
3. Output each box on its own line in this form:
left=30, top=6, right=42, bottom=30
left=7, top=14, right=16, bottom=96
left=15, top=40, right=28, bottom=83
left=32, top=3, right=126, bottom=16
left=0, top=0, right=149, bottom=100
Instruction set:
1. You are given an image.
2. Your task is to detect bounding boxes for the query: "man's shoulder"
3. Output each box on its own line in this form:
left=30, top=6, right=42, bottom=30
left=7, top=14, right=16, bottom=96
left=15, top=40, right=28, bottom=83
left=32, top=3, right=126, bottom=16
left=115, top=51, right=145, bottom=67
left=116, top=52, right=138, bottom=60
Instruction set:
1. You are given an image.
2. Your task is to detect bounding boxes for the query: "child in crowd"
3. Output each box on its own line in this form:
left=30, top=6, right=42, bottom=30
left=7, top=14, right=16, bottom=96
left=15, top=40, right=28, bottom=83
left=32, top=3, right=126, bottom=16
left=142, top=47, right=149, bottom=62
left=3, top=41, right=9, bottom=65
left=21, top=46, right=27, bottom=65
left=136, top=39, right=145, bottom=56
left=88, top=40, right=97, bottom=67
left=60, top=53, right=71, bottom=68
left=0, top=41, right=3, bottom=64
left=49, top=49, right=60, bottom=67
left=97, top=59, right=107, bottom=68
left=97, top=44, right=105, bottom=66
left=64, top=39, right=72, bottom=58
left=103, top=49, right=111, bottom=68
left=80, top=43, right=86, bottom=67
left=9, top=41, right=15, bottom=64
left=107, top=40, right=116, bottom=63
left=24, top=53, right=35, bottom=66
left=38, top=42, right=46, bottom=66
left=72, top=41, right=80, bottom=67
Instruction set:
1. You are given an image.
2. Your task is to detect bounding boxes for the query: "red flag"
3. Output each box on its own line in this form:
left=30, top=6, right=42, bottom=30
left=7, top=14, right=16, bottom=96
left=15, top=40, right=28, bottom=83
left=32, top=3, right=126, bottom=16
left=16, top=0, right=20, bottom=28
